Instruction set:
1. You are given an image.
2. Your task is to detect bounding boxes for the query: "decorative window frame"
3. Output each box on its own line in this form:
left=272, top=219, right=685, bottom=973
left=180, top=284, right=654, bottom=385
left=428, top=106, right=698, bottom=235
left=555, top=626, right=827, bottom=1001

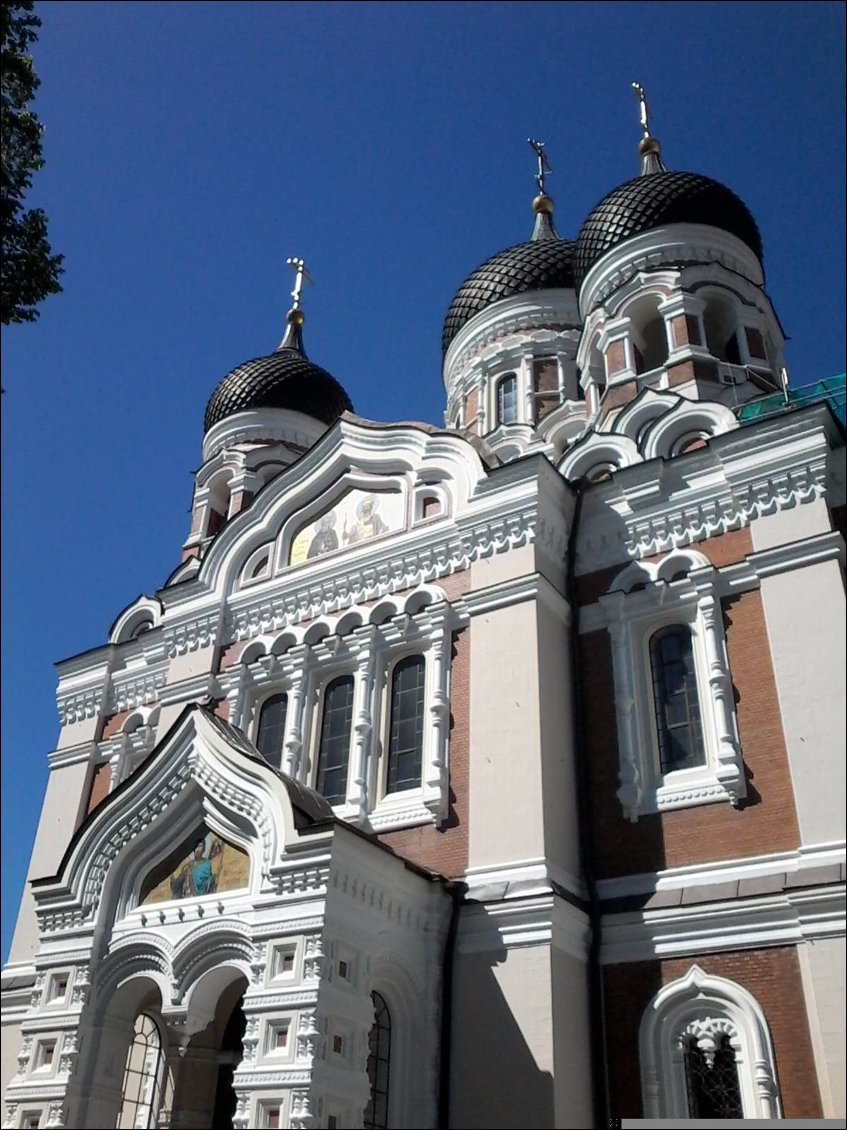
left=640, top=964, right=781, bottom=1119
left=494, top=371, right=520, bottom=427
left=598, top=555, right=745, bottom=820
left=230, top=604, right=453, bottom=831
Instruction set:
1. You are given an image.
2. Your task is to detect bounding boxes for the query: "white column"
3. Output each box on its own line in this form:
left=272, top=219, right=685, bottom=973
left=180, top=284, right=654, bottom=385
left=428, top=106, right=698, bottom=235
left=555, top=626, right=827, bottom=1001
left=347, top=628, right=377, bottom=822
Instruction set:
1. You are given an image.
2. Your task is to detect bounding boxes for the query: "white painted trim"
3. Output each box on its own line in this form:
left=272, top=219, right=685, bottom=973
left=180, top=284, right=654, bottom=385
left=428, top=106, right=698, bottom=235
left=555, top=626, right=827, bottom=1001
left=598, top=565, right=744, bottom=819
left=597, top=840, right=846, bottom=901
left=463, top=856, right=585, bottom=902
left=457, top=894, right=591, bottom=960
left=640, top=964, right=781, bottom=1119
left=579, top=224, right=765, bottom=318
left=601, top=884, right=845, bottom=964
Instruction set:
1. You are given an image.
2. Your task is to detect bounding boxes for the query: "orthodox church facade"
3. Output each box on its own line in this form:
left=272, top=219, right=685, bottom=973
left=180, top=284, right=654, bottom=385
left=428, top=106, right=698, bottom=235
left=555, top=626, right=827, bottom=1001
left=2, top=94, right=845, bottom=1129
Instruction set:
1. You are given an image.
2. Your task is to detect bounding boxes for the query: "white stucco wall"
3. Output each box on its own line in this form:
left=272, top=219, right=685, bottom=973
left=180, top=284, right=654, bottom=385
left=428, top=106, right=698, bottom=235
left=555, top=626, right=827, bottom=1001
left=451, top=943, right=555, bottom=1128
left=798, top=936, right=846, bottom=1118
left=752, top=518, right=846, bottom=845
left=468, top=597, right=546, bottom=869
left=7, top=760, right=90, bottom=966
left=0, top=1018, right=24, bottom=1101
left=536, top=588, right=580, bottom=884
left=551, top=945, right=593, bottom=1126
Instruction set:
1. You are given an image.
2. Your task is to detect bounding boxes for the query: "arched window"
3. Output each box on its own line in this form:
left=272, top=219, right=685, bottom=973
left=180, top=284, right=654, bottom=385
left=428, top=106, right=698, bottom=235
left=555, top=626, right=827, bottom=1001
left=640, top=965, right=781, bottom=1119
left=649, top=626, right=704, bottom=773
left=116, top=1013, right=165, bottom=1129
left=496, top=373, right=518, bottom=426
left=364, top=992, right=391, bottom=1130
left=316, top=676, right=355, bottom=805
left=256, top=693, right=288, bottom=769
left=386, top=656, right=426, bottom=793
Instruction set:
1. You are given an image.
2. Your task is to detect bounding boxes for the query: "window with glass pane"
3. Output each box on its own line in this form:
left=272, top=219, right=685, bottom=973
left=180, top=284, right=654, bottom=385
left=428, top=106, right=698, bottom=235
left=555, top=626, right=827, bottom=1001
left=386, top=656, right=425, bottom=793
left=684, top=1034, right=743, bottom=1118
left=316, top=676, right=354, bottom=805
left=116, top=1013, right=164, bottom=1129
left=650, top=625, right=705, bottom=773
left=497, top=374, right=518, bottom=425
left=256, top=693, right=288, bottom=769
left=363, top=992, right=391, bottom=1130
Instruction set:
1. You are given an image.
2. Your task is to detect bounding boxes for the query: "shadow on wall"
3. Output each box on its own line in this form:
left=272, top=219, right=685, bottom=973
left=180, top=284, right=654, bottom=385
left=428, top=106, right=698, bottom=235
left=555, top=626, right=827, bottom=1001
left=450, top=933, right=555, bottom=1129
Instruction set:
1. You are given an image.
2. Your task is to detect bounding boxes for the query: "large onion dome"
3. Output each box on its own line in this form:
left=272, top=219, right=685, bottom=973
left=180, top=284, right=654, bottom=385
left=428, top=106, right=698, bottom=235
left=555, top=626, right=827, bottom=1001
left=204, top=307, right=352, bottom=433
left=442, top=191, right=576, bottom=356
left=574, top=169, right=762, bottom=288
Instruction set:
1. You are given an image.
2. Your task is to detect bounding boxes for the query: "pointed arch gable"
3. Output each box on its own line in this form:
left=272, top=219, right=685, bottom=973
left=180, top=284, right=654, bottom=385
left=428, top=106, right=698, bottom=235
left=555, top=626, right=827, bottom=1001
left=640, top=964, right=782, bottom=1120
left=177, top=417, right=489, bottom=600
left=641, top=399, right=738, bottom=462
left=30, top=706, right=334, bottom=935
left=558, top=431, right=640, bottom=482
left=608, top=387, right=681, bottom=443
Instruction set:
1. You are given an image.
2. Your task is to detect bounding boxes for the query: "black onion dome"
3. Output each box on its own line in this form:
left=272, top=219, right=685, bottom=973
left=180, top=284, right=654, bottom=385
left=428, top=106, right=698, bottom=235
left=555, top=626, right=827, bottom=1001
left=204, top=348, right=353, bottom=433
left=574, top=171, right=762, bottom=288
left=442, top=237, right=576, bottom=355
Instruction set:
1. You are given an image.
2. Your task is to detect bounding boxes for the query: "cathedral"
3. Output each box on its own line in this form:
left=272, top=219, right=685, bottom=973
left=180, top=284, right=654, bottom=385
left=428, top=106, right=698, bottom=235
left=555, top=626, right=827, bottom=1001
left=1, top=89, right=844, bottom=1129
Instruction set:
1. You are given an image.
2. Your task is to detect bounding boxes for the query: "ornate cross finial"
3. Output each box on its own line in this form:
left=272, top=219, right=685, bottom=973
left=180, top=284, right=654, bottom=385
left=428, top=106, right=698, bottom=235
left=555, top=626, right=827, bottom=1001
left=632, top=81, right=651, bottom=138
left=528, top=137, right=552, bottom=194
left=285, top=256, right=312, bottom=311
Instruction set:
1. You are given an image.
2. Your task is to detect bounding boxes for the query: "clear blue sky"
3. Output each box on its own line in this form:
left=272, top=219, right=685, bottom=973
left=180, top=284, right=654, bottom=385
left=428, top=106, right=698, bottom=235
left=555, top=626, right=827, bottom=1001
left=2, top=1, right=844, bottom=961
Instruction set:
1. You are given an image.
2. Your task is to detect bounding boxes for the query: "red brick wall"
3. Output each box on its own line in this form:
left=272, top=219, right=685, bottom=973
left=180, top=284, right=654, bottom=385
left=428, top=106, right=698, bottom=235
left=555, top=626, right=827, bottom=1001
left=376, top=628, right=469, bottom=877
left=533, top=358, right=560, bottom=422
left=101, top=710, right=133, bottom=739
left=575, top=527, right=754, bottom=607
left=464, top=387, right=478, bottom=425
left=603, top=946, right=823, bottom=1120
left=602, top=382, right=638, bottom=410
left=580, top=583, right=799, bottom=877
left=667, top=359, right=694, bottom=387
left=605, top=340, right=627, bottom=377
left=86, top=761, right=112, bottom=814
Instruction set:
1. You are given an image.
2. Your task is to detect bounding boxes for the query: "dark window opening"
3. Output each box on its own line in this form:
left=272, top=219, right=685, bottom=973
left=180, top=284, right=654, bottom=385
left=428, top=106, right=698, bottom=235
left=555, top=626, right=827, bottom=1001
left=684, top=1033, right=743, bottom=1118
left=650, top=625, right=705, bottom=773
left=496, top=374, right=518, bottom=426
left=211, top=995, right=246, bottom=1130
left=256, top=693, right=288, bottom=770
left=386, top=656, right=426, bottom=793
left=316, top=676, right=354, bottom=805
left=364, top=992, right=391, bottom=1130
left=635, top=317, right=669, bottom=374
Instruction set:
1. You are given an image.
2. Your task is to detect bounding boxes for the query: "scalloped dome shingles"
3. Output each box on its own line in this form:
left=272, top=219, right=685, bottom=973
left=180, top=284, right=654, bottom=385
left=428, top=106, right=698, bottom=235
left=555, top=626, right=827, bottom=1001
left=204, top=348, right=353, bottom=433
left=442, top=238, right=576, bottom=355
left=573, top=171, right=762, bottom=288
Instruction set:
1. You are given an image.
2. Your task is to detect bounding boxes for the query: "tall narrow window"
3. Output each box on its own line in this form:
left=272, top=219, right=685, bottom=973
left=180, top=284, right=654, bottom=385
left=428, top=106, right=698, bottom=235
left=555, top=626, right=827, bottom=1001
left=684, top=1033, right=743, bottom=1118
left=316, top=676, right=355, bottom=805
left=496, top=373, right=518, bottom=425
left=649, top=625, right=704, bottom=773
left=116, top=1014, right=164, bottom=1130
left=363, top=992, right=391, bottom=1130
left=256, top=693, right=288, bottom=769
left=386, top=655, right=426, bottom=793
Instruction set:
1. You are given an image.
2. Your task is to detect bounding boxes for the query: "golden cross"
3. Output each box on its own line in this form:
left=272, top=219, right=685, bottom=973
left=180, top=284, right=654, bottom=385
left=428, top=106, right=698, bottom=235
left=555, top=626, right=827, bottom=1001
left=528, top=137, right=552, bottom=194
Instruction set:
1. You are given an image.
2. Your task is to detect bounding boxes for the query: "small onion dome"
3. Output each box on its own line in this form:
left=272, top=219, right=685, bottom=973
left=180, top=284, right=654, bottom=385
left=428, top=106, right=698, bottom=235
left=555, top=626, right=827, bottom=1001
left=204, top=309, right=353, bottom=433
left=442, top=193, right=575, bottom=356
left=573, top=170, right=763, bottom=289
